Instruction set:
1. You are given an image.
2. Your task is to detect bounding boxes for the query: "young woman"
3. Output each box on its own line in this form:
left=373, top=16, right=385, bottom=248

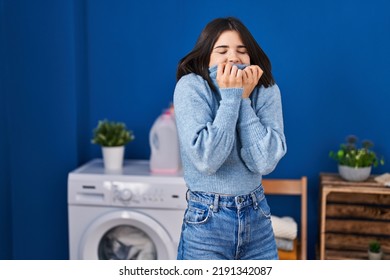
left=173, top=17, right=287, bottom=260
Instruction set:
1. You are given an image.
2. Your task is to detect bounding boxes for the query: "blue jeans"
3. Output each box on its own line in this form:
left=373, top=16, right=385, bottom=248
left=177, top=186, right=278, bottom=260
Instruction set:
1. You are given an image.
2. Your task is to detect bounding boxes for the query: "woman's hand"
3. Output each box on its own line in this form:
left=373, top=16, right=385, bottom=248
left=216, top=63, right=243, bottom=89
left=242, top=65, right=263, bottom=98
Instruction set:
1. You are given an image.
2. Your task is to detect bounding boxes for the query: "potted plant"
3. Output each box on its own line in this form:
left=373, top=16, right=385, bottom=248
left=368, top=240, right=383, bottom=260
left=329, top=135, right=384, bottom=181
left=91, top=119, right=135, bottom=170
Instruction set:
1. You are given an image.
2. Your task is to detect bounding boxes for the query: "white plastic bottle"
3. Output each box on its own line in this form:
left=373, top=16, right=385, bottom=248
left=149, top=107, right=181, bottom=174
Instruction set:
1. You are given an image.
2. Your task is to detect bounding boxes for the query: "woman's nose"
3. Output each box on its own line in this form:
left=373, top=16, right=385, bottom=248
left=228, top=52, right=240, bottom=64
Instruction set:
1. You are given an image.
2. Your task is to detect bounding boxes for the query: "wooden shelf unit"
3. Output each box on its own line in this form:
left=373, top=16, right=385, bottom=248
left=319, top=173, right=390, bottom=260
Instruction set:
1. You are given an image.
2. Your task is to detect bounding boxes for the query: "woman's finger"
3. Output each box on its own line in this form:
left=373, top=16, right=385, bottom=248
left=217, top=63, right=226, bottom=77
left=223, top=63, right=232, bottom=76
left=230, top=65, right=238, bottom=77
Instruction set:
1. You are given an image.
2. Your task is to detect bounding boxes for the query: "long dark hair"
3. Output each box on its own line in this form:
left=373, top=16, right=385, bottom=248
left=177, top=17, right=275, bottom=92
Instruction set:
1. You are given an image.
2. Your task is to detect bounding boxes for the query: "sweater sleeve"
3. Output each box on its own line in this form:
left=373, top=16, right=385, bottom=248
left=237, top=84, right=287, bottom=175
left=173, top=75, right=242, bottom=175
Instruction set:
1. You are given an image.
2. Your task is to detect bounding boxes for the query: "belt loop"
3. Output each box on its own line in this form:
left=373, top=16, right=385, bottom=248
left=212, top=194, right=220, bottom=212
left=251, top=192, right=258, bottom=210
left=186, top=189, right=190, bottom=202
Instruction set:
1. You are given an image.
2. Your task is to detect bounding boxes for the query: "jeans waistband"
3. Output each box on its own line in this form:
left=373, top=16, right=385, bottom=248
left=186, top=185, right=264, bottom=212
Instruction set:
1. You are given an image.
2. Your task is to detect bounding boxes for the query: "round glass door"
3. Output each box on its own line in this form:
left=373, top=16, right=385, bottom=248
left=79, top=210, right=175, bottom=260
left=98, top=225, right=157, bottom=260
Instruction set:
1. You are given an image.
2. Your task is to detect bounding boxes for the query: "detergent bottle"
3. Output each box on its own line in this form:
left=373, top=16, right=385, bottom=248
left=149, top=106, right=181, bottom=173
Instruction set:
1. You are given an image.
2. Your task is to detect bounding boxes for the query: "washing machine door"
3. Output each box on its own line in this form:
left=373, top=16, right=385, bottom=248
left=79, top=210, right=176, bottom=260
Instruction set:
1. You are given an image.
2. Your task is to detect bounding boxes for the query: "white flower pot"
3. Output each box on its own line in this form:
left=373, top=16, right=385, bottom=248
left=102, top=146, right=125, bottom=170
left=338, top=165, right=371, bottom=182
left=368, top=250, right=383, bottom=260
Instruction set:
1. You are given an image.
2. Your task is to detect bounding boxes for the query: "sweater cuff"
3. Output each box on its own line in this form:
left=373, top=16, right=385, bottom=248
left=219, top=88, right=243, bottom=102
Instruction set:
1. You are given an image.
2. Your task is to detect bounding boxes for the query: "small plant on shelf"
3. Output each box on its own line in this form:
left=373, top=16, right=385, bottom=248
left=329, top=135, right=384, bottom=168
left=369, top=240, right=381, bottom=253
left=368, top=240, right=383, bottom=260
left=329, top=135, right=385, bottom=181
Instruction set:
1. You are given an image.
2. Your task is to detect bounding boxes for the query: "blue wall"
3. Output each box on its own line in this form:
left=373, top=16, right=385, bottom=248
left=1, top=0, right=11, bottom=259
left=1, top=0, right=79, bottom=259
left=1, top=0, right=389, bottom=259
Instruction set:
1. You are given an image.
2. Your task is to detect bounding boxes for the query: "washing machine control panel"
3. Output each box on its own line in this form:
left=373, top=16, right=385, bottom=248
left=105, top=181, right=187, bottom=209
left=68, top=172, right=187, bottom=209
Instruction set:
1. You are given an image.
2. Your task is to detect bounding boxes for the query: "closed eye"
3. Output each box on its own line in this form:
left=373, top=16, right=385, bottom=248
left=213, top=45, right=247, bottom=55
left=214, top=46, right=228, bottom=54
left=237, top=46, right=248, bottom=54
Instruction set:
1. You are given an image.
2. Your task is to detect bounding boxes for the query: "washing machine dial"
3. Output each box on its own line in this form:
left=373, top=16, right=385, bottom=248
left=118, top=189, right=133, bottom=201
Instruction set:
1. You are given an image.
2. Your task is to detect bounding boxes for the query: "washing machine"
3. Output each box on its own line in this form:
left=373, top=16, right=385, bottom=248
left=68, top=159, right=187, bottom=260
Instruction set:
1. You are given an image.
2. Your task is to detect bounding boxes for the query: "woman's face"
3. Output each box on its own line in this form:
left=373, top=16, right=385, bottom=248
left=209, top=30, right=250, bottom=67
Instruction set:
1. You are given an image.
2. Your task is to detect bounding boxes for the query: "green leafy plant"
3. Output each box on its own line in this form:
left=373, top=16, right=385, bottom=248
left=91, top=119, right=134, bottom=147
left=329, top=135, right=385, bottom=168
left=369, top=240, right=381, bottom=253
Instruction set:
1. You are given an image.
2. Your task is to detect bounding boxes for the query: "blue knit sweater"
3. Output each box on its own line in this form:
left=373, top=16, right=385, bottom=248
left=173, top=65, right=287, bottom=195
